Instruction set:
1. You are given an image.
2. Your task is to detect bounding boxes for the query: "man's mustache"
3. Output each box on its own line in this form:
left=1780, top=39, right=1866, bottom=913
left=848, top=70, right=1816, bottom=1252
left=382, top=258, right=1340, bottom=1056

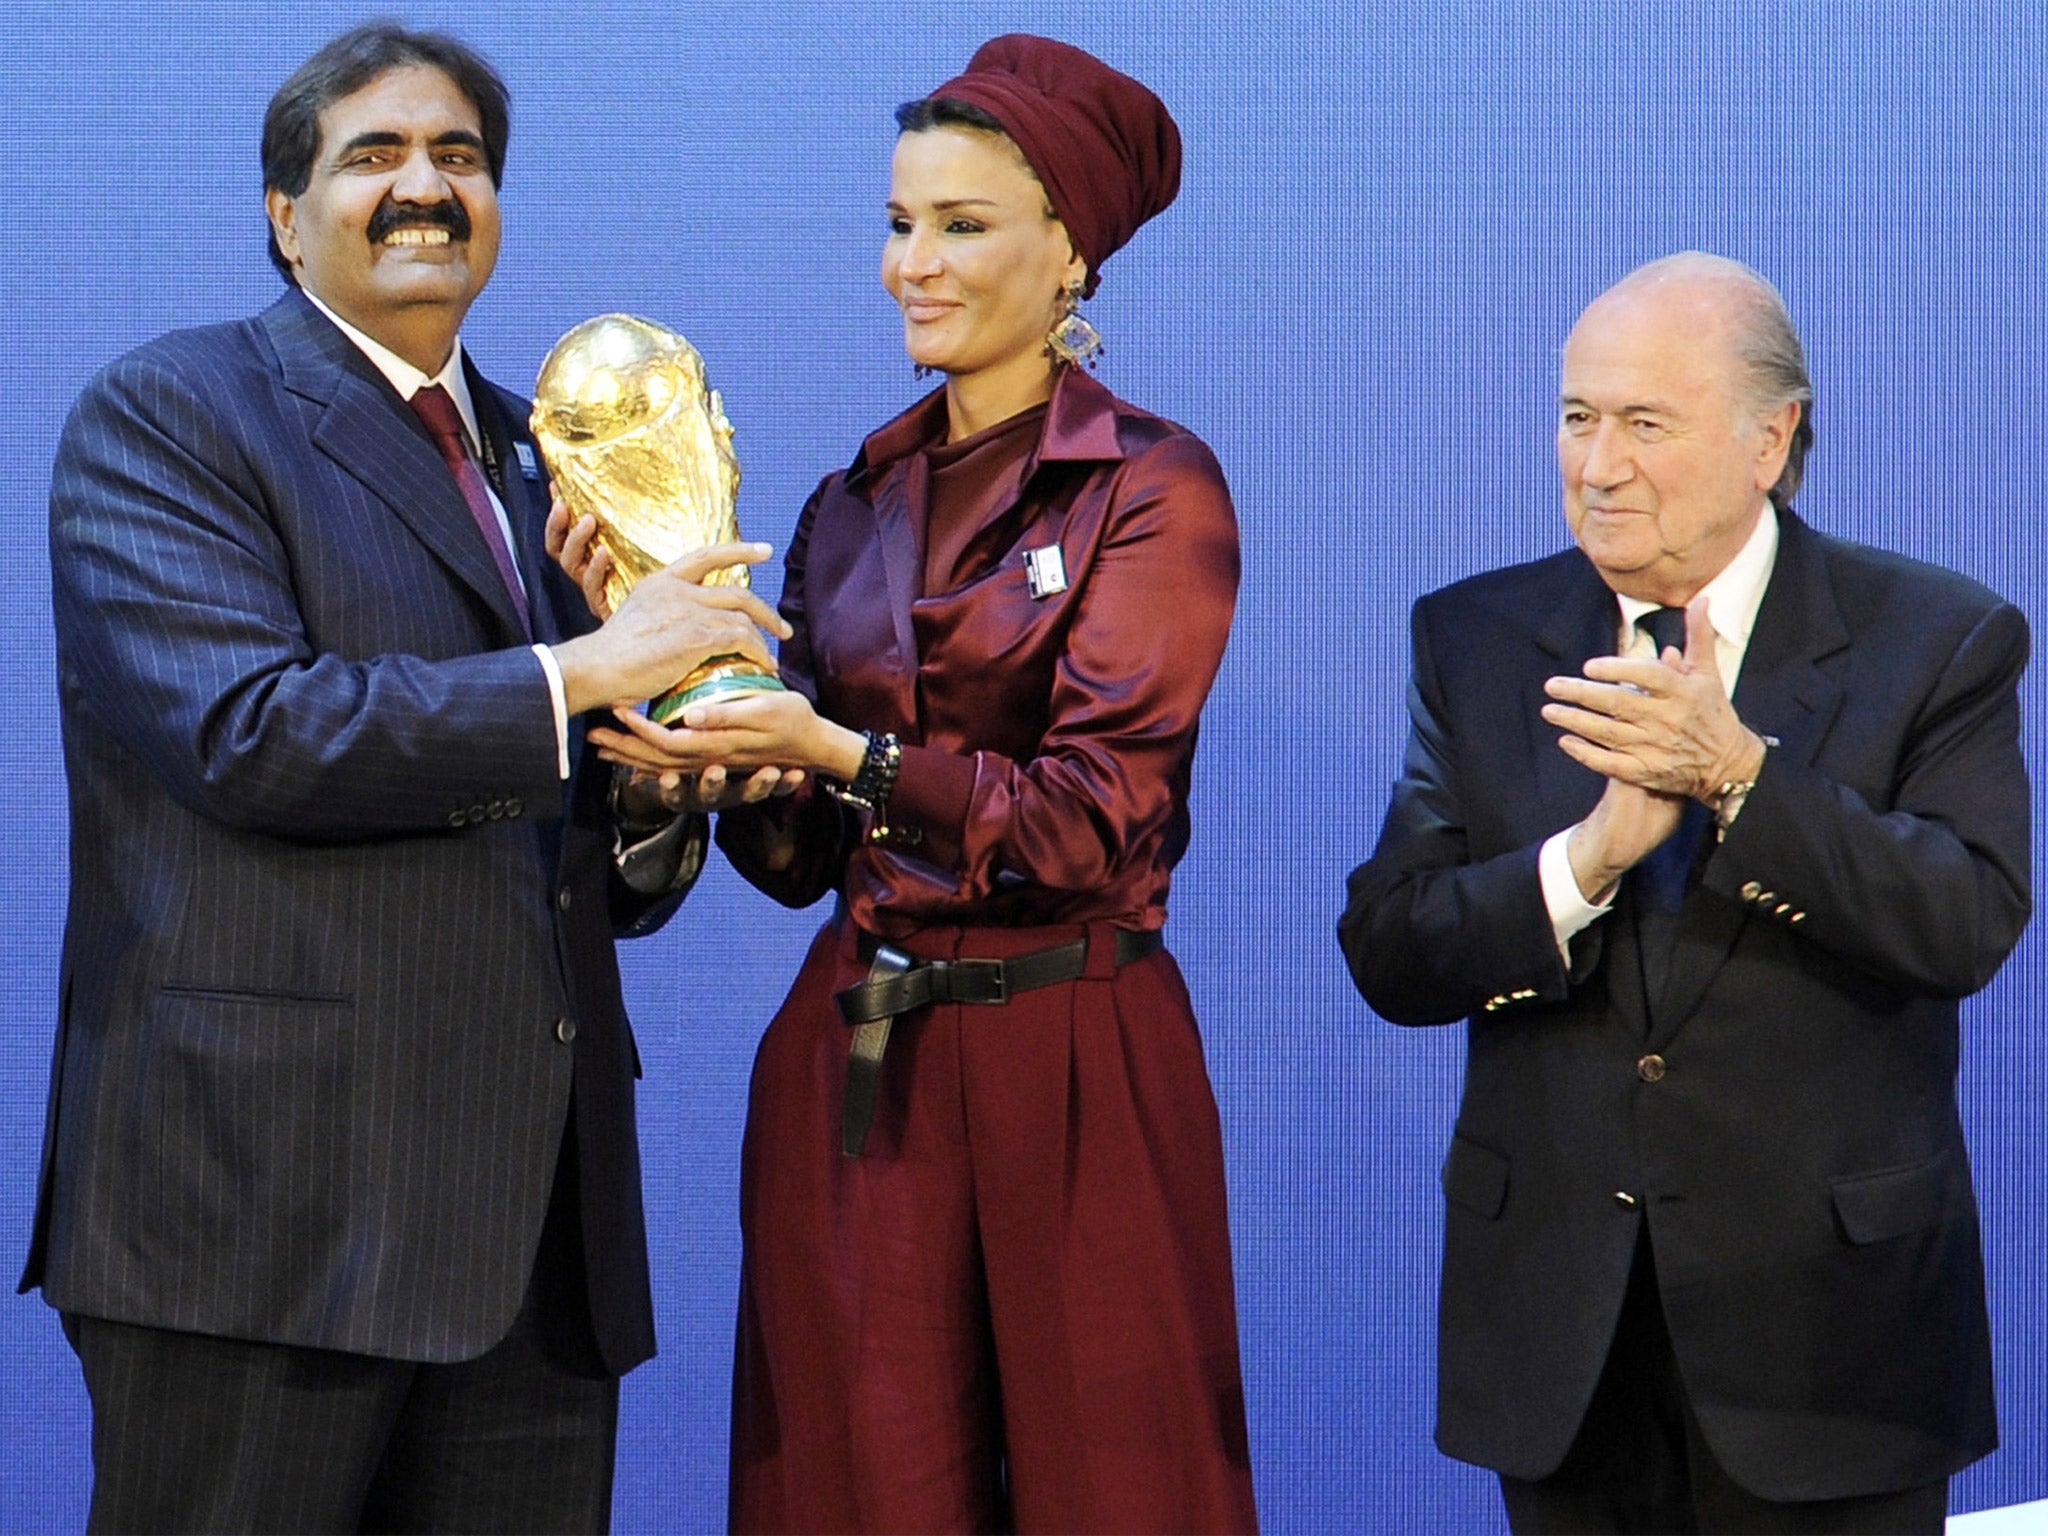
left=366, top=198, right=471, bottom=243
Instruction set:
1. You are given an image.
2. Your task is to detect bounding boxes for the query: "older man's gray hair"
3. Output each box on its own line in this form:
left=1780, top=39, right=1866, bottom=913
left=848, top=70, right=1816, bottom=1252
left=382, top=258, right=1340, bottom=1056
left=1608, top=251, right=1817, bottom=508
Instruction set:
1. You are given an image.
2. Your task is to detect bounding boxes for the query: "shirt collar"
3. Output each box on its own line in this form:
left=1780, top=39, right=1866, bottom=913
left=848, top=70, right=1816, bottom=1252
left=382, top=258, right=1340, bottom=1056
left=1614, top=500, right=1780, bottom=649
left=302, top=288, right=480, bottom=453
left=845, top=365, right=1126, bottom=492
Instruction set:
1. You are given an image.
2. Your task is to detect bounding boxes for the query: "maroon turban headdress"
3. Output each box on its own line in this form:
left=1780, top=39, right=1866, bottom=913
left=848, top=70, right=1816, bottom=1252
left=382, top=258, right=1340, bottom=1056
left=924, top=34, right=1182, bottom=297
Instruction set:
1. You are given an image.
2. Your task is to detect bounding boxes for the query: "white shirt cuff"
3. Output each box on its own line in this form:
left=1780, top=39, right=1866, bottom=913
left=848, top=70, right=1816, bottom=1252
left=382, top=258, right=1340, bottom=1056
left=1540, top=828, right=1613, bottom=960
left=532, top=644, right=570, bottom=780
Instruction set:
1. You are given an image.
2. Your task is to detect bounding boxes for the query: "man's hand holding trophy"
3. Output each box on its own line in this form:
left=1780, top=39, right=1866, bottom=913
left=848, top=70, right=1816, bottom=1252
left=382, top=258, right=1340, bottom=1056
left=537, top=314, right=799, bottom=813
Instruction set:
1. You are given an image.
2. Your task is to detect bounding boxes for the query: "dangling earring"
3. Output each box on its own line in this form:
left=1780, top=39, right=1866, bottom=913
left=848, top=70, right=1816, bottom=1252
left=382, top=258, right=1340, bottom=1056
left=1046, top=280, right=1104, bottom=370
left=912, top=362, right=936, bottom=381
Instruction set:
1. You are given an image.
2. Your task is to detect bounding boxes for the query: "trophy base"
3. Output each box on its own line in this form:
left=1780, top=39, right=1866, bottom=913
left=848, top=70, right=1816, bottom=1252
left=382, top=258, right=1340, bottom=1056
left=649, top=655, right=787, bottom=725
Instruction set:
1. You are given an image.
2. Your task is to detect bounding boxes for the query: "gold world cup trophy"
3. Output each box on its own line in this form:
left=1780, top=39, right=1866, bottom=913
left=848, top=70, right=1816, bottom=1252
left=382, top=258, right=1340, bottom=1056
left=532, top=314, right=786, bottom=724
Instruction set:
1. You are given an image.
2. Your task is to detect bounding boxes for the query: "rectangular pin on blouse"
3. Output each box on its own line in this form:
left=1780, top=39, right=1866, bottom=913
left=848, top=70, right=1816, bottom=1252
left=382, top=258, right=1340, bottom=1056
left=1024, top=544, right=1068, bottom=600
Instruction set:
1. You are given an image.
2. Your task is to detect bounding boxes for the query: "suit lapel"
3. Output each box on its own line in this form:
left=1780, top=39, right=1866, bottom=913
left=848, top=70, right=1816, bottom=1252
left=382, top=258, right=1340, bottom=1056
left=466, top=366, right=579, bottom=862
left=1526, top=557, right=1657, bottom=1028
left=832, top=390, right=951, bottom=732
left=1532, top=558, right=1621, bottom=837
left=262, top=291, right=527, bottom=644
left=870, top=453, right=926, bottom=703
left=1654, top=510, right=1849, bottom=1043
left=467, top=363, right=560, bottom=645
left=1720, top=511, right=1850, bottom=775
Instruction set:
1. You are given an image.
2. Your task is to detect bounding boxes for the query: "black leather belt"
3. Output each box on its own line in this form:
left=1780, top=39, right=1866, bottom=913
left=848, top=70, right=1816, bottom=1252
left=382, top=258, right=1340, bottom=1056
left=834, top=926, right=1164, bottom=1156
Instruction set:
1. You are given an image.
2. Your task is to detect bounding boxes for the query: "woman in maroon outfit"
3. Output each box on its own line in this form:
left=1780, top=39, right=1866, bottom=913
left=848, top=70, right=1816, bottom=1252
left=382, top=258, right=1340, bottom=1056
left=572, top=35, right=1256, bottom=1534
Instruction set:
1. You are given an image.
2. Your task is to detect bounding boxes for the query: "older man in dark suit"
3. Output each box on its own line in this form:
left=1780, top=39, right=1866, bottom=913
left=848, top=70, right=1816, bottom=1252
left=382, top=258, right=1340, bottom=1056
left=1341, top=253, right=2030, bottom=1534
left=20, top=23, right=790, bottom=1533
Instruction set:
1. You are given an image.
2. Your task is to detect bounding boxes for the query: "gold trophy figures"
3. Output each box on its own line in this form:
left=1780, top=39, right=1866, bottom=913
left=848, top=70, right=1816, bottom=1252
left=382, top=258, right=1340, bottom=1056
left=532, top=314, right=786, bottom=723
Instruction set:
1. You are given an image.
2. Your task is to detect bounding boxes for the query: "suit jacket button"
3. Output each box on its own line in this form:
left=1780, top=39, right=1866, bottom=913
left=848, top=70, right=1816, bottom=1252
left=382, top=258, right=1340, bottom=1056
left=505, top=798, right=524, bottom=818
left=555, top=1017, right=577, bottom=1044
left=446, top=809, right=465, bottom=829
left=1613, top=1191, right=1639, bottom=1209
left=1637, top=1053, right=1668, bottom=1083
left=557, top=888, right=573, bottom=912
left=1740, top=880, right=1763, bottom=901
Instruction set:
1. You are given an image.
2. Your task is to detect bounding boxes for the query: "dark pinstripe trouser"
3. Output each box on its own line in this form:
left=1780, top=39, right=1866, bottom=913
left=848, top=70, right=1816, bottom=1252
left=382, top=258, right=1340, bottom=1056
left=63, top=1143, right=619, bottom=1536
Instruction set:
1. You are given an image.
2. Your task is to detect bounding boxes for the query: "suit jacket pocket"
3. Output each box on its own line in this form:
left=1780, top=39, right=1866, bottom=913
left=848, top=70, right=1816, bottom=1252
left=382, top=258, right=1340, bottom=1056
left=1830, top=1150, right=1954, bottom=1245
left=143, top=986, right=358, bottom=1267
left=1442, top=1135, right=1510, bottom=1220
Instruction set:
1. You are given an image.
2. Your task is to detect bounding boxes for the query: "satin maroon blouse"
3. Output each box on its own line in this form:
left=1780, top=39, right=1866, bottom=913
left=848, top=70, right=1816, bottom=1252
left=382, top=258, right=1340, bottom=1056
left=718, top=366, right=1239, bottom=938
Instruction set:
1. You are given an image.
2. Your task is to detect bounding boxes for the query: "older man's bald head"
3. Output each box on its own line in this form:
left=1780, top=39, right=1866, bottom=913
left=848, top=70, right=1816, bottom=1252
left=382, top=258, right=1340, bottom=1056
left=1575, top=253, right=1815, bottom=507
left=1556, top=253, right=1812, bottom=604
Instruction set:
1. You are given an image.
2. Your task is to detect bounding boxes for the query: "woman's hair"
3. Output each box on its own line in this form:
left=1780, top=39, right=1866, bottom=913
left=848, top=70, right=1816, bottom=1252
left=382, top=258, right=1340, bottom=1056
left=893, top=95, right=1009, bottom=137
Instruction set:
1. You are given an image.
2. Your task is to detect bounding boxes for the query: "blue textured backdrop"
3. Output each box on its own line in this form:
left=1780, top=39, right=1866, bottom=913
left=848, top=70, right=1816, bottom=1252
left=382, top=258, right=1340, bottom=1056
left=1, top=2, right=2041, bottom=1531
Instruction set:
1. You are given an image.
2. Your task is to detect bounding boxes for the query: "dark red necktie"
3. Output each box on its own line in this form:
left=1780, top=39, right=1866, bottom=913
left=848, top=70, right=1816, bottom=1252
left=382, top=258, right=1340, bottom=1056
left=409, top=384, right=531, bottom=638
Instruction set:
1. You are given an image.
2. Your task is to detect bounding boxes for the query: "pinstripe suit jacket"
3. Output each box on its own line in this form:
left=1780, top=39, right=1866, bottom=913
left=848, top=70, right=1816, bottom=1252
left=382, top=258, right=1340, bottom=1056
left=21, top=287, right=674, bottom=1372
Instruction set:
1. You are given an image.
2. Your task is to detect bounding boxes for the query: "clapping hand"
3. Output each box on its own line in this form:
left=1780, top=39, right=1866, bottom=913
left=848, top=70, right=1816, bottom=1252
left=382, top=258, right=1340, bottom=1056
left=1540, top=595, right=1763, bottom=900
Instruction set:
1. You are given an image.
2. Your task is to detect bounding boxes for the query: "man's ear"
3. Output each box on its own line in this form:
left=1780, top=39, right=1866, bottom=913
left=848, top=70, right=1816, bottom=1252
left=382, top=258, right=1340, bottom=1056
left=1752, top=398, right=1800, bottom=493
left=266, top=186, right=301, bottom=268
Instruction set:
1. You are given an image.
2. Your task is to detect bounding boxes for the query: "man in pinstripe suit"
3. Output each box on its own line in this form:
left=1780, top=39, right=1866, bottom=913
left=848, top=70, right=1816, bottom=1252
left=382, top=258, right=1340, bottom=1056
left=20, top=23, right=789, bottom=1533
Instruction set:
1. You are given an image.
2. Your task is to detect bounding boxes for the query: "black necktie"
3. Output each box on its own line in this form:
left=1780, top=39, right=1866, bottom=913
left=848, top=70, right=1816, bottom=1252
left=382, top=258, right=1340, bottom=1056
left=1628, top=606, right=1711, bottom=1011
left=1638, top=604, right=1686, bottom=662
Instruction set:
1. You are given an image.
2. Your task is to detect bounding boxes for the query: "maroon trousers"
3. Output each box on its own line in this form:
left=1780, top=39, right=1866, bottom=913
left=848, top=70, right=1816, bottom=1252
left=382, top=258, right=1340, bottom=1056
left=729, top=919, right=1258, bottom=1534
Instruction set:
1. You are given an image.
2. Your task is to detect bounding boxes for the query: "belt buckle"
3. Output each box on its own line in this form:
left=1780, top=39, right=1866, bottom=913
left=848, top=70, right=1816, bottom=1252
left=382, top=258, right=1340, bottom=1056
left=945, top=958, right=1008, bottom=1005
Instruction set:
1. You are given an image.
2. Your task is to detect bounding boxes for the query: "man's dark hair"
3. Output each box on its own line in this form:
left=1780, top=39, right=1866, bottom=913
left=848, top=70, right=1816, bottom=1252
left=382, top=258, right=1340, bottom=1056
left=261, top=21, right=510, bottom=283
left=894, top=96, right=1009, bottom=137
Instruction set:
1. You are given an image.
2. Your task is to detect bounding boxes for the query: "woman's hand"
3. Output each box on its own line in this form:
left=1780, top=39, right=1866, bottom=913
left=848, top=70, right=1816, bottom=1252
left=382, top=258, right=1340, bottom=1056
left=544, top=496, right=616, bottom=619
left=590, top=691, right=867, bottom=782
left=617, top=764, right=802, bottom=819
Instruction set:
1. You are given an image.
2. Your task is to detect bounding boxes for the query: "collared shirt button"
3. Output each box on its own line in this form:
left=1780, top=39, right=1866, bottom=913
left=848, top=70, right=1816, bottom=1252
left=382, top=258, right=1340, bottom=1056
left=1613, top=1191, right=1639, bottom=1209
left=1637, top=1053, right=1668, bottom=1083
left=1740, top=880, right=1763, bottom=901
left=555, top=1017, right=577, bottom=1044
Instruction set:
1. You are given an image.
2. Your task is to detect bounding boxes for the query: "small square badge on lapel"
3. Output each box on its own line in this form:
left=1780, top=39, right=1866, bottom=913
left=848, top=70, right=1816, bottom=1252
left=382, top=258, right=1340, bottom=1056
left=513, top=442, right=541, bottom=481
left=1024, top=544, right=1068, bottom=600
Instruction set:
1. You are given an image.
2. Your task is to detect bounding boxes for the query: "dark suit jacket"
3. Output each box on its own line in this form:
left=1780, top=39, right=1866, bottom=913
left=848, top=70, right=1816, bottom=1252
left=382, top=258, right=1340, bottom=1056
left=22, top=287, right=677, bottom=1374
left=1339, top=509, right=2031, bottom=1501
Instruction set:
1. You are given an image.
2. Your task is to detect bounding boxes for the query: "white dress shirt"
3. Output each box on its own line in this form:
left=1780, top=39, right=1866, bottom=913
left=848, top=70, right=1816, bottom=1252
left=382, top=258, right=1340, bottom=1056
left=302, top=291, right=571, bottom=778
left=1539, top=502, right=1781, bottom=957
